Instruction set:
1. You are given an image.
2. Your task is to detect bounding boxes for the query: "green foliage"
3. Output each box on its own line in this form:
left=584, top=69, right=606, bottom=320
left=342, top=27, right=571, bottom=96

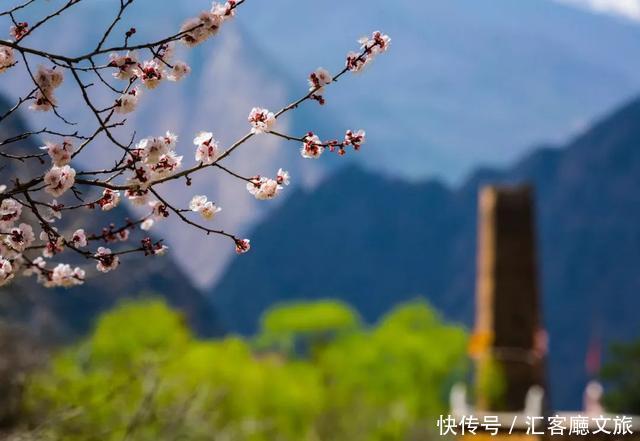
left=601, top=339, right=640, bottom=414
left=24, top=297, right=468, bottom=441
left=257, top=300, right=360, bottom=355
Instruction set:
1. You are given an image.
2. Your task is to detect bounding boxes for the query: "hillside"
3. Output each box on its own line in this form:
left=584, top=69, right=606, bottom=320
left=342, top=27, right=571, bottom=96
left=211, top=97, right=640, bottom=409
left=0, top=97, right=221, bottom=340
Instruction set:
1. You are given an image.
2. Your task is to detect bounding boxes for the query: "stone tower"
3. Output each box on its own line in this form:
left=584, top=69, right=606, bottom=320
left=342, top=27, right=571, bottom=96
left=473, top=185, right=546, bottom=412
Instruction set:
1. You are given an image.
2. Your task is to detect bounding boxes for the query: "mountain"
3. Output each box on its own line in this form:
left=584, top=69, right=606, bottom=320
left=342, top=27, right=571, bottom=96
left=0, top=97, right=221, bottom=341
left=210, top=96, right=640, bottom=409
left=240, top=0, right=640, bottom=180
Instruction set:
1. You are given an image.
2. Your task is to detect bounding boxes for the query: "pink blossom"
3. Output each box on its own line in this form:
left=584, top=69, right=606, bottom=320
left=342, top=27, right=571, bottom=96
left=95, top=247, right=119, bottom=273
left=44, top=165, right=76, bottom=197
left=248, top=107, right=276, bottom=134
left=9, top=22, right=28, bottom=41
left=168, top=61, right=191, bottom=82
left=50, top=263, right=85, bottom=288
left=108, top=51, right=138, bottom=80
left=344, top=129, right=366, bottom=150
left=194, top=132, right=220, bottom=164
left=189, top=195, right=221, bottom=220
left=301, top=133, right=324, bottom=159
left=136, top=60, right=163, bottom=89
left=235, top=238, right=251, bottom=254
left=71, top=229, right=87, bottom=248
left=0, top=47, right=15, bottom=73
left=5, top=223, right=35, bottom=252
left=115, top=87, right=141, bottom=114
left=246, top=177, right=282, bottom=200
left=98, top=189, right=121, bottom=211
left=0, top=199, right=22, bottom=225
left=40, top=139, right=74, bottom=166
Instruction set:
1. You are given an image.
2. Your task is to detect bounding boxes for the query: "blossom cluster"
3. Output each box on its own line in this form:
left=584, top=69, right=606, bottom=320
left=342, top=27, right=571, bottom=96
left=109, top=44, right=190, bottom=114
left=180, top=1, right=236, bottom=47
left=300, top=129, right=366, bottom=159
left=308, top=67, right=332, bottom=105
left=0, top=195, right=86, bottom=288
left=0, top=0, right=390, bottom=289
left=246, top=169, right=290, bottom=200
left=346, top=31, right=391, bottom=73
left=31, top=65, right=64, bottom=111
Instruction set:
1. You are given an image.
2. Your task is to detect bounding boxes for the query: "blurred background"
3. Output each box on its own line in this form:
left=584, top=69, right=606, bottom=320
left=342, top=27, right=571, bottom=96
left=2, top=0, right=640, bottom=439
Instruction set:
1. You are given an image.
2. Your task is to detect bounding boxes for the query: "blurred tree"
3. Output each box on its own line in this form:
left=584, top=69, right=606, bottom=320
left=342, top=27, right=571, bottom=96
left=257, top=300, right=360, bottom=356
left=23, top=297, right=468, bottom=441
left=601, top=339, right=640, bottom=414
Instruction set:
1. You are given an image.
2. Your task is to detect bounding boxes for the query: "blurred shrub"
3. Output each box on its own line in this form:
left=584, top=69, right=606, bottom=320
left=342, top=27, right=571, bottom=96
left=23, top=297, right=468, bottom=441
left=601, top=339, right=640, bottom=414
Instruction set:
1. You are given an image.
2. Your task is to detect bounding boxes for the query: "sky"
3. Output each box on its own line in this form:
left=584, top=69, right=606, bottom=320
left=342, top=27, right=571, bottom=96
left=556, top=0, right=640, bottom=20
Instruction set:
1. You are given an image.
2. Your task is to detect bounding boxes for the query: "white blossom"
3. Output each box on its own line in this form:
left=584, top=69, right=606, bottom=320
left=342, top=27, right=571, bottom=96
left=30, top=65, right=63, bottom=112
left=5, top=223, right=35, bottom=252
left=149, top=151, right=183, bottom=178
left=248, top=107, right=276, bottom=134
left=301, top=133, right=324, bottom=159
left=154, top=245, right=169, bottom=256
left=135, top=60, right=163, bottom=89
left=246, top=177, right=282, bottom=200
left=189, top=195, right=221, bottom=220
left=108, top=51, right=138, bottom=80
left=50, top=263, right=85, bottom=288
left=44, top=165, right=76, bottom=197
left=344, top=129, right=366, bottom=150
left=95, top=247, right=119, bottom=273
left=0, top=198, right=22, bottom=225
left=276, top=168, right=290, bottom=186
left=99, top=189, right=121, bottom=211
left=140, top=218, right=154, bottom=231
left=137, top=132, right=177, bottom=165
left=360, top=31, right=391, bottom=55
left=44, top=201, right=62, bottom=223
left=308, top=67, right=332, bottom=92
left=117, top=229, right=130, bottom=242
left=180, top=10, right=223, bottom=47
left=40, top=139, right=74, bottom=166
left=347, top=31, right=391, bottom=73
left=42, top=235, right=64, bottom=258
left=149, top=201, right=169, bottom=219
left=115, top=87, right=141, bottom=114
left=193, top=131, right=220, bottom=164
left=211, top=1, right=236, bottom=20
left=71, top=229, right=87, bottom=248
left=125, top=188, right=150, bottom=206
left=168, top=61, right=191, bottom=82
left=0, top=46, right=16, bottom=74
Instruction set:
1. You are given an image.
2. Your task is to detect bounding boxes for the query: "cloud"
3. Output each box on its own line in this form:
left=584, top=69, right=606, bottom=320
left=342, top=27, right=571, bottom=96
left=555, top=0, right=640, bottom=21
